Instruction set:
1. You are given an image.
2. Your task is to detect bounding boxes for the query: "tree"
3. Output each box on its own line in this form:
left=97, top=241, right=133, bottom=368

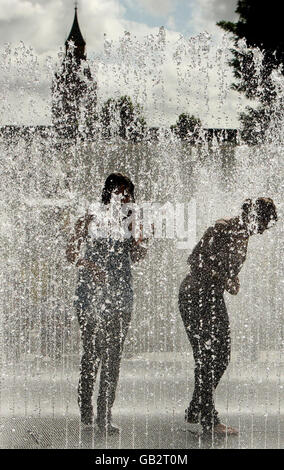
left=218, top=0, right=284, bottom=143
left=100, top=95, right=146, bottom=141
left=171, top=113, right=202, bottom=143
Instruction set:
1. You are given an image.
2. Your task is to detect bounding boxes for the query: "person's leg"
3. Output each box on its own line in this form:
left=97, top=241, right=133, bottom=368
left=179, top=286, right=226, bottom=429
left=77, top=310, right=101, bottom=425
left=185, top=334, right=209, bottom=424
left=96, top=313, right=131, bottom=431
left=208, top=295, right=238, bottom=435
left=179, top=287, right=204, bottom=423
left=197, top=290, right=232, bottom=432
left=212, top=294, right=231, bottom=390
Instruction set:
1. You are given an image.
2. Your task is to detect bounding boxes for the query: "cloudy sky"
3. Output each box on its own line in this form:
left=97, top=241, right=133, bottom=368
left=0, top=0, right=251, bottom=128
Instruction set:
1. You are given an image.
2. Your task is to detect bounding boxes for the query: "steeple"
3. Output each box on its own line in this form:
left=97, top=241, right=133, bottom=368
left=52, top=2, right=97, bottom=138
left=65, top=5, right=86, bottom=61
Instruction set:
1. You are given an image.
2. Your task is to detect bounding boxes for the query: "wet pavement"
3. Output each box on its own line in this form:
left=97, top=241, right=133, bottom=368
left=0, top=354, right=283, bottom=449
left=0, top=413, right=282, bottom=449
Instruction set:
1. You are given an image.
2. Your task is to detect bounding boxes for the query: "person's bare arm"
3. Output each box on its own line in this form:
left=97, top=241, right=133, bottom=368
left=130, top=238, right=148, bottom=263
left=129, top=222, right=151, bottom=263
left=66, top=215, right=91, bottom=264
left=66, top=214, right=106, bottom=282
left=187, top=219, right=247, bottom=292
left=215, top=221, right=248, bottom=290
left=225, top=276, right=240, bottom=295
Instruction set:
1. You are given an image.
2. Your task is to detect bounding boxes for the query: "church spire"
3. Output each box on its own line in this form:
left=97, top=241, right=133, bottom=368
left=52, top=2, right=97, bottom=138
left=65, top=4, right=86, bottom=61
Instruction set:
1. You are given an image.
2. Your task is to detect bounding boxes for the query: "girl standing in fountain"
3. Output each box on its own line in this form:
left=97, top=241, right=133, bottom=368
left=178, top=198, right=277, bottom=436
left=66, top=173, right=148, bottom=435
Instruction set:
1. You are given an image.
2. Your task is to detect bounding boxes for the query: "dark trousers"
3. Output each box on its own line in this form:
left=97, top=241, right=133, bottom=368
left=77, top=308, right=131, bottom=426
left=179, top=283, right=231, bottom=431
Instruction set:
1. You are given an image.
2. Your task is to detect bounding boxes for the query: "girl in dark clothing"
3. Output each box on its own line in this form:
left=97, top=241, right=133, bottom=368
left=178, top=198, right=277, bottom=435
left=66, top=173, right=148, bottom=434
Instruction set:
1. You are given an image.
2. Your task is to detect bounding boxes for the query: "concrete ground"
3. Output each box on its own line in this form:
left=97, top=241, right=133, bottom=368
left=0, top=353, right=283, bottom=449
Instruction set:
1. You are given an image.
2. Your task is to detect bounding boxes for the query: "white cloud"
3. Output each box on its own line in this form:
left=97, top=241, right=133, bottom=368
left=188, top=0, right=237, bottom=37
left=0, top=0, right=43, bottom=21
left=0, top=0, right=126, bottom=54
left=134, top=0, right=177, bottom=18
left=166, top=16, right=176, bottom=30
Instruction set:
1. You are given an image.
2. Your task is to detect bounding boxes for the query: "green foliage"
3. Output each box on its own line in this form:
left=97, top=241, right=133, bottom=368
left=239, top=107, right=270, bottom=144
left=217, top=0, right=284, bottom=143
left=100, top=95, right=146, bottom=141
left=171, top=113, right=202, bottom=143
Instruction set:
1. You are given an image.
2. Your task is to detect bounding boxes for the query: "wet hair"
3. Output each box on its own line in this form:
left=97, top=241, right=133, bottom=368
left=255, top=197, right=278, bottom=227
left=101, top=172, right=135, bottom=205
left=242, top=197, right=278, bottom=228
